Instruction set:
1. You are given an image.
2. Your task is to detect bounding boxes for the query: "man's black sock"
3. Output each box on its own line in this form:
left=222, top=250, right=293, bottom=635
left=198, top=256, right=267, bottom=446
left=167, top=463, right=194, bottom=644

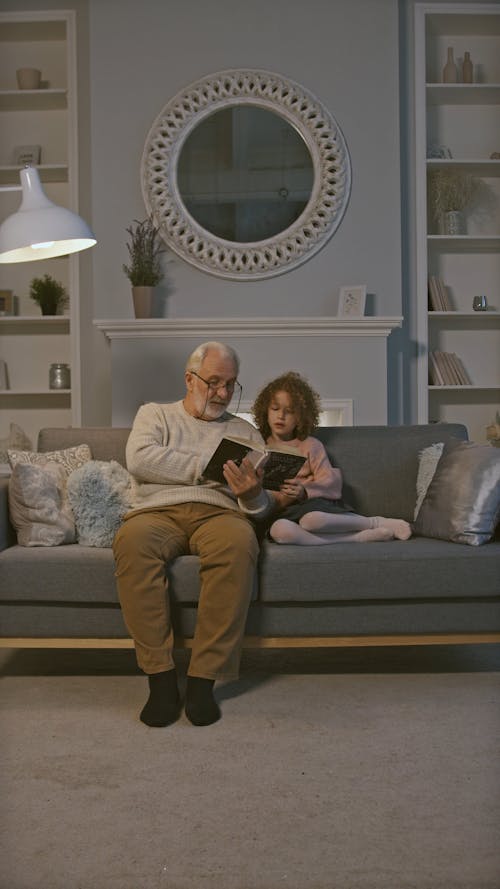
left=140, top=669, right=180, bottom=727
left=185, top=676, right=221, bottom=726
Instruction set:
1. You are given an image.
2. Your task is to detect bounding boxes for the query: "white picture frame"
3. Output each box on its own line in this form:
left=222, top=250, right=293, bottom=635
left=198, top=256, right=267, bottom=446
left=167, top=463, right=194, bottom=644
left=338, top=285, right=367, bottom=317
left=13, top=144, right=41, bottom=166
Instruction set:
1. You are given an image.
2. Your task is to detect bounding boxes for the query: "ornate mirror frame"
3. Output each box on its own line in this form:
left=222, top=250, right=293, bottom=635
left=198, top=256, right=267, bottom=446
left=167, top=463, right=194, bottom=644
left=141, top=69, right=352, bottom=281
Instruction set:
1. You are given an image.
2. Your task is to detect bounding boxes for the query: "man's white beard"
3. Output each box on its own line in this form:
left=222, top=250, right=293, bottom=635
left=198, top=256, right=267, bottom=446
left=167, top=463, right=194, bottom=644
left=193, top=391, right=228, bottom=420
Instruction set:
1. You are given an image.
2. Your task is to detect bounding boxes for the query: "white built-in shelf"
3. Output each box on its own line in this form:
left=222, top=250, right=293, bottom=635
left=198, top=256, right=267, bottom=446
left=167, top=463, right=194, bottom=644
left=0, top=88, right=66, bottom=111
left=0, top=8, right=80, bottom=448
left=427, top=235, right=500, bottom=252
left=429, top=385, right=500, bottom=391
left=426, top=84, right=500, bottom=105
left=0, top=19, right=66, bottom=41
left=428, top=312, right=500, bottom=320
left=426, top=159, right=500, bottom=176
left=0, top=315, right=69, bottom=327
left=0, top=389, right=71, bottom=396
left=0, top=164, right=68, bottom=186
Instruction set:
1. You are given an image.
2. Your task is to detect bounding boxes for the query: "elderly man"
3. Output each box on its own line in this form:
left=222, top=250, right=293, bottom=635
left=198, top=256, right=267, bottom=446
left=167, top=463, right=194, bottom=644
left=113, top=341, right=271, bottom=727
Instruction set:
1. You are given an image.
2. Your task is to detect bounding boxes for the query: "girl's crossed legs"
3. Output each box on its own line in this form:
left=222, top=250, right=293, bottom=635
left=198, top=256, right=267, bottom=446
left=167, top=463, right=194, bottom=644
left=270, top=510, right=411, bottom=546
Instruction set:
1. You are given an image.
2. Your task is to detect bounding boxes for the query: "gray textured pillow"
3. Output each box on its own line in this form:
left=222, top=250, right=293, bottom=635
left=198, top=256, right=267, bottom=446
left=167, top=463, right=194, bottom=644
left=413, top=441, right=500, bottom=545
left=8, top=462, right=76, bottom=546
left=414, top=441, right=444, bottom=520
left=8, top=443, right=91, bottom=472
left=66, top=460, right=132, bottom=547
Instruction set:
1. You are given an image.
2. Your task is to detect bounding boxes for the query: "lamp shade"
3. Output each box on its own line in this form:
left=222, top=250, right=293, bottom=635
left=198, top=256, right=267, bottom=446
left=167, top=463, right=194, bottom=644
left=0, top=167, right=96, bottom=263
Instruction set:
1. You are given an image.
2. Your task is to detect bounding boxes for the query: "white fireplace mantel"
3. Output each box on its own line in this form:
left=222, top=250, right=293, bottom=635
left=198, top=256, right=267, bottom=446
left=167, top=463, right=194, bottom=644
left=94, top=315, right=403, bottom=427
left=94, top=316, right=402, bottom=339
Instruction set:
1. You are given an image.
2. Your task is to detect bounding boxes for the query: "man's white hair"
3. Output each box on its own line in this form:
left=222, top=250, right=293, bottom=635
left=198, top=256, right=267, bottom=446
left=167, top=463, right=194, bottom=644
left=186, top=341, right=240, bottom=375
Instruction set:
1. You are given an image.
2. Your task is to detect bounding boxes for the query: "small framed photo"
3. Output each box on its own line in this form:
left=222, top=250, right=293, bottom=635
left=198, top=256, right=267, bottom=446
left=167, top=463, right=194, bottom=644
left=0, top=290, right=15, bottom=316
left=338, top=285, right=367, bottom=317
left=13, top=144, right=41, bottom=166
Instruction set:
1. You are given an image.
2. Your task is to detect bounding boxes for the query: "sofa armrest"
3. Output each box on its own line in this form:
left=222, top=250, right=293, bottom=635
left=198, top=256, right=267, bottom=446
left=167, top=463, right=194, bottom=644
left=0, top=476, right=14, bottom=551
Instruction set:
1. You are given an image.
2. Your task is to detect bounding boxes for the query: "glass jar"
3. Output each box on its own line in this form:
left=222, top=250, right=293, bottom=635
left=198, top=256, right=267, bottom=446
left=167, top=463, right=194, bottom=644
left=49, top=363, right=71, bottom=390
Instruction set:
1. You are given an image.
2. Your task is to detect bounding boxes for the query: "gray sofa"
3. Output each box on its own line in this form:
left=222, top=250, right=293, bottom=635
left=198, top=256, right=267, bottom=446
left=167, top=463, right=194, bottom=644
left=1, top=423, right=499, bottom=649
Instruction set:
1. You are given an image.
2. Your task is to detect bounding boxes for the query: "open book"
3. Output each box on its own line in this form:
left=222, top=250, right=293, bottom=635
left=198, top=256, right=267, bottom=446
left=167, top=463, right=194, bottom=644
left=202, top=435, right=306, bottom=491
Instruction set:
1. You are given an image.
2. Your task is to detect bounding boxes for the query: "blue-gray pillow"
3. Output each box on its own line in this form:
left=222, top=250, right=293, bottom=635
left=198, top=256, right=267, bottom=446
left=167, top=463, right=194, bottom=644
left=413, top=441, right=500, bottom=545
left=67, top=460, right=132, bottom=547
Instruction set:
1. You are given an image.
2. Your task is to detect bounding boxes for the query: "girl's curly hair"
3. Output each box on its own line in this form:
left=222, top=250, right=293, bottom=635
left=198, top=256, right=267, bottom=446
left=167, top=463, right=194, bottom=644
left=251, top=371, right=321, bottom=441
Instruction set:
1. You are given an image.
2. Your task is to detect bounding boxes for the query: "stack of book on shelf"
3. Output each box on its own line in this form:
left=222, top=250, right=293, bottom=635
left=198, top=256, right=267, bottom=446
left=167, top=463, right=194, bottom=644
left=428, top=350, right=472, bottom=386
left=428, top=276, right=452, bottom=311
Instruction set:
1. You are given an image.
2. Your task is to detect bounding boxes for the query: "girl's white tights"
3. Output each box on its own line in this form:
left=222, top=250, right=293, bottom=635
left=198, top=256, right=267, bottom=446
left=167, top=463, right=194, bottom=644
left=269, top=511, right=412, bottom=546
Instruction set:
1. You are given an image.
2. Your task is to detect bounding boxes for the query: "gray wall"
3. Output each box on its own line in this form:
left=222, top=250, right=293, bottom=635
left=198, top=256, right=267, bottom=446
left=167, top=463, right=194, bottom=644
left=86, top=0, right=405, bottom=424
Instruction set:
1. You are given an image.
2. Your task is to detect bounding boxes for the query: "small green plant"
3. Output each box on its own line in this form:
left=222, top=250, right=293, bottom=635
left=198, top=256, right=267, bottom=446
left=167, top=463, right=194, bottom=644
left=29, top=274, right=68, bottom=316
left=428, top=169, right=479, bottom=221
left=123, top=217, right=165, bottom=287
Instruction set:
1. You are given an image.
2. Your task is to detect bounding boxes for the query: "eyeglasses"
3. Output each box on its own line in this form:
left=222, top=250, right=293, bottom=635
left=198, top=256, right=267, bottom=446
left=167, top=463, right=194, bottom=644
left=189, top=369, right=242, bottom=411
left=189, top=370, right=240, bottom=395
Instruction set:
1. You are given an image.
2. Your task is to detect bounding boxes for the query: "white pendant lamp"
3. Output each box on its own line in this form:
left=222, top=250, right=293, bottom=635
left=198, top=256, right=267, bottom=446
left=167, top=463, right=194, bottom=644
left=0, top=166, right=96, bottom=263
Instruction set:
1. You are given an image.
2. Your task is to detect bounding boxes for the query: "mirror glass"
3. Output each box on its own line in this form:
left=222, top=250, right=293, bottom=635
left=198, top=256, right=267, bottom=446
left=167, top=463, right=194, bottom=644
left=177, top=105, right=314, bottom=243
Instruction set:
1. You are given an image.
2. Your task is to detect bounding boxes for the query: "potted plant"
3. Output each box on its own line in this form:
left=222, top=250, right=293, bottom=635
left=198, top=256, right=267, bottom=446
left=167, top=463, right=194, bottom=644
left=123, top=216, right=165, bottom=318
left=29, top=274, right=68, bottom=316
left=427, top=169, right=479, bottom=235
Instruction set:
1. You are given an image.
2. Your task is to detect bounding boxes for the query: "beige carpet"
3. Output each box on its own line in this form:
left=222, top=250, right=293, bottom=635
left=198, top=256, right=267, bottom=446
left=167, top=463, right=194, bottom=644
left=1, top=645, right=499, bottom=889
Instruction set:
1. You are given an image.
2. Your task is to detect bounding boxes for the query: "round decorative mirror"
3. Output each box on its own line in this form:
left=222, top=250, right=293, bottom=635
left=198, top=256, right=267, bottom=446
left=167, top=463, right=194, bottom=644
left=141, top=69, right=351, bottom=280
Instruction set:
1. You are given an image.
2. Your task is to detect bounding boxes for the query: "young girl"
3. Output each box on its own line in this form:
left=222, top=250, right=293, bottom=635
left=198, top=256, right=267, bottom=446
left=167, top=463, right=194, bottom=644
left=251, top=371, right=411, bottom=545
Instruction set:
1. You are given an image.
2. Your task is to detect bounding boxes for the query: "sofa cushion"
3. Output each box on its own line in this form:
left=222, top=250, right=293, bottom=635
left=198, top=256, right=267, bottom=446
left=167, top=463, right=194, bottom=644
left=8, top=462, right=76, bottom=547
left=413, top=441, right=500, bottom=545
left=256, top=537, right=500, bottom=602
left=315, top=423, right=467, bottom=520
left=0, top=546, right=258, bottom=605
left=38, top=428, right=130, bottom=466
left=67, top=460, right=132, bottom=547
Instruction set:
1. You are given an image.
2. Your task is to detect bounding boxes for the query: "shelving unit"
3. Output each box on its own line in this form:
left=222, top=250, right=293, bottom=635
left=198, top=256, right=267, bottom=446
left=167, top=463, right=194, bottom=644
left=415, top=3, right=500, bottom=444
left=0, top=10, right=80, bottom=452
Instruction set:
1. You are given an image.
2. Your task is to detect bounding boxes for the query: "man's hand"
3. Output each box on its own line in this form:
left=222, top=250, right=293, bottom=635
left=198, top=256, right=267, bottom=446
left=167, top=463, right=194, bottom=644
left=222, top=457, right=263, bottom=501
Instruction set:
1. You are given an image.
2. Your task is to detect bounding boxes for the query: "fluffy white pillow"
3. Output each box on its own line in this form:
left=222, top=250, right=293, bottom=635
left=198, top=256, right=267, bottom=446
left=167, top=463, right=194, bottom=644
left=66, top=460, right=132, bottom=547
left=414, top=442, right=444, bottom=520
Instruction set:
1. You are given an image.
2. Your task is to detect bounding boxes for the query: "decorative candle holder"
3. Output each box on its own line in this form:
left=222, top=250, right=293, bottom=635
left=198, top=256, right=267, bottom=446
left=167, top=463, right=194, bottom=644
left=49, top=363, right=71, bottom=389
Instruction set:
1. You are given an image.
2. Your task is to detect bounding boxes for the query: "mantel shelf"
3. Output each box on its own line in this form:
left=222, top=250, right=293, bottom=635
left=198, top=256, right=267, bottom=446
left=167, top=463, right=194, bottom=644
left=94, top=316, right=403, bottom=340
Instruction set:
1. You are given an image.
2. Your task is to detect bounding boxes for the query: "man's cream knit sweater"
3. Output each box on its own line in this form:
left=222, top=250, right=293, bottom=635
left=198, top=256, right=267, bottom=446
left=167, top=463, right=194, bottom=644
left=125, top=400, right=272, bottom=517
